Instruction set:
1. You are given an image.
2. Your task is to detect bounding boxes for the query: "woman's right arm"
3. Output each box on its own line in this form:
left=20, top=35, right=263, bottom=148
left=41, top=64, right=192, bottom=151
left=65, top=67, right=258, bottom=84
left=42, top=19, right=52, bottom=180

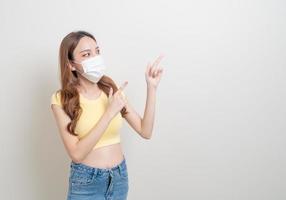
left=51, top=104, right=114, bottom=162
left=50, top=81, right=128, bottom=162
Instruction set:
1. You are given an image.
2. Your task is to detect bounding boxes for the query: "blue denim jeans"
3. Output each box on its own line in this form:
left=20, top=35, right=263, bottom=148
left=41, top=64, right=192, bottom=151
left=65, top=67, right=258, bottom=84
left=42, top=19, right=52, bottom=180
left=67, top=157, right=129, bottom=200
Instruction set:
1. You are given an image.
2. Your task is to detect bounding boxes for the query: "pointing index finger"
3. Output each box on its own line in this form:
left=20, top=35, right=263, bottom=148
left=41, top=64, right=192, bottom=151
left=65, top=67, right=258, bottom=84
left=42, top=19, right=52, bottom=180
left=118, top=81, right=128, bottom=92
left=153, top=54, right=165, bottom=67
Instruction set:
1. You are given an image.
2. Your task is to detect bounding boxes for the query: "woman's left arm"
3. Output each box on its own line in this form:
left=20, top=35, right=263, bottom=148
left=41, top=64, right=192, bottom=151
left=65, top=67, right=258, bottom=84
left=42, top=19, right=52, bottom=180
left=123, top=55, right=164, bottom=139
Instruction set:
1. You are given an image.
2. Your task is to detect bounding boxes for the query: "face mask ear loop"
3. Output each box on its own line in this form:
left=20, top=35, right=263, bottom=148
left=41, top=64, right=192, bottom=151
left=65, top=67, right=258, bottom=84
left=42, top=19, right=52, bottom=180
left=70, top=60, right=84, bottom=74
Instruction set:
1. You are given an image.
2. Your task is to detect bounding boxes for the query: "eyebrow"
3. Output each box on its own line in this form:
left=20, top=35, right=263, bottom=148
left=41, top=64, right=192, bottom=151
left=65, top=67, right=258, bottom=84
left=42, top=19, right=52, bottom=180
left=79, top=46, right=99, bottom=53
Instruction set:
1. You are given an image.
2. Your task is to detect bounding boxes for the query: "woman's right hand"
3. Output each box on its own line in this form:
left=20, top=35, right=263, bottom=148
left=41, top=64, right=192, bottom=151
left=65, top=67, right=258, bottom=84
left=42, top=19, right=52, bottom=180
left=106, top=81, right=128, bottom=118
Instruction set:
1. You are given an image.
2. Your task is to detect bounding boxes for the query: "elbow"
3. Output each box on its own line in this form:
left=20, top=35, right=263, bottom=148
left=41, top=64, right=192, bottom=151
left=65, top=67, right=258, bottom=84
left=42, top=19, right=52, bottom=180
left=144, top=135, right=152, bottom=140
left=70, top=152, right=85, bottom=163
left=141, top=132, right=152, bottom=140
left=139, top=128, right=152, bottom=140
left=71, top=155, right=82, bottom=163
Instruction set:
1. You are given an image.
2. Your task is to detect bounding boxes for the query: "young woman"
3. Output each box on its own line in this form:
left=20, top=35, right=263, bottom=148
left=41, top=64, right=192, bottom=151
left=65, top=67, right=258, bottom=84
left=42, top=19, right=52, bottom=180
left=50, top=30, right=164, bottom=200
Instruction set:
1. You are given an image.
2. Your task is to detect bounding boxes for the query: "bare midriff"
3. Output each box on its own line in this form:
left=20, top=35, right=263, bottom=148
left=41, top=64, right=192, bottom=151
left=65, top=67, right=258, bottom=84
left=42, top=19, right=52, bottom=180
left=78, top=143, right=125, bottom=169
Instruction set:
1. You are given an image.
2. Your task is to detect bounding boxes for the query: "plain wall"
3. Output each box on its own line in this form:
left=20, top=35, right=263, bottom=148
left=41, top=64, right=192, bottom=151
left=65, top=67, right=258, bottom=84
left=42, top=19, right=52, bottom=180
left=1, top=0, right=285, bottom=199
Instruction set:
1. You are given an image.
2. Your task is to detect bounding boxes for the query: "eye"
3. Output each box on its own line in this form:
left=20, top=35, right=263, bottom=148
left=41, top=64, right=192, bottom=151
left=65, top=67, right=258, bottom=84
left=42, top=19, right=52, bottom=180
left=82, top=53, right=90, bottom=57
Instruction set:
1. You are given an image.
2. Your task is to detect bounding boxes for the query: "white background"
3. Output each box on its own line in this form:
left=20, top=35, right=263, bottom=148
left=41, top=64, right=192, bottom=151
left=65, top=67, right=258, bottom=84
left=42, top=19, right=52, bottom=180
left=1, top=0, right=285, bottom=199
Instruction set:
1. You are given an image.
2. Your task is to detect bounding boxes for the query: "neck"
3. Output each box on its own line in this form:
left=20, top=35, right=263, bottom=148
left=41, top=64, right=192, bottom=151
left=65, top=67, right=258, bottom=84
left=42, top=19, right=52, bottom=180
left=77, top=76, right=100, bottom=93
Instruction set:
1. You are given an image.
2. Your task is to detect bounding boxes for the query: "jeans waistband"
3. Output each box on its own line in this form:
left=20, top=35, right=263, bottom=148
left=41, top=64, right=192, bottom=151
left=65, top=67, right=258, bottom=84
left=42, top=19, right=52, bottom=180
left=70, top=156, right=126, bottom=174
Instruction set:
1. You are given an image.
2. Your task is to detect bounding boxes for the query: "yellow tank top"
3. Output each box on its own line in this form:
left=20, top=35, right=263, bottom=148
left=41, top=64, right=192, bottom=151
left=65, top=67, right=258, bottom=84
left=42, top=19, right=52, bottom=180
left=50, top=89, right=124, bottom=150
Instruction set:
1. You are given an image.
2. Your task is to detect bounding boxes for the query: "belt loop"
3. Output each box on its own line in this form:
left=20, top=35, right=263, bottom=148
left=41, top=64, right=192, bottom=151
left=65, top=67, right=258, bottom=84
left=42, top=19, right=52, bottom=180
left=118, top=163, right=122, bottom=176
left=92, top=168, right=98, bottom=181
left=106, top=169, right=114, bottom=197
left=108, top=169, right=113, bottom=177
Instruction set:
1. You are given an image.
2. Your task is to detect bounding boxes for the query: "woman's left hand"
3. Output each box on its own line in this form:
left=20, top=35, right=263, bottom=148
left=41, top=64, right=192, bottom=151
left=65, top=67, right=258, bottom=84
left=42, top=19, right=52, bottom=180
left=145, top=55, right=164, bottom=89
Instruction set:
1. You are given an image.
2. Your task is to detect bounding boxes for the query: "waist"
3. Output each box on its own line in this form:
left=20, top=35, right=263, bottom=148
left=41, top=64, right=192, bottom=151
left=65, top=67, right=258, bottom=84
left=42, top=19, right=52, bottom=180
left=70, top=155, right=127, bottom=177
left=75, top=143, right=124, bottom=168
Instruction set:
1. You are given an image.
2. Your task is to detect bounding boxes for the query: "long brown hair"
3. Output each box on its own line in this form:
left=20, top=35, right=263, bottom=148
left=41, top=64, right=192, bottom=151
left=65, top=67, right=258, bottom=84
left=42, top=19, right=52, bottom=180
left=56, top=30, right=128, bottom=136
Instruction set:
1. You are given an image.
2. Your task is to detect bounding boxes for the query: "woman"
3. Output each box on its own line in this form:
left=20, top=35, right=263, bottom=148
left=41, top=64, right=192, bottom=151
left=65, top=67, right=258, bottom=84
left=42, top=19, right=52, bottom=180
left=50, top=30, right=164, bottom=200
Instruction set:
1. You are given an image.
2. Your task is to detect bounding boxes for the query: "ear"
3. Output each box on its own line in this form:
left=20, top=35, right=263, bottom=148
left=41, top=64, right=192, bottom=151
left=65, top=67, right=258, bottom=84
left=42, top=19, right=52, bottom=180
left=67, top=61, right=76, bottom=71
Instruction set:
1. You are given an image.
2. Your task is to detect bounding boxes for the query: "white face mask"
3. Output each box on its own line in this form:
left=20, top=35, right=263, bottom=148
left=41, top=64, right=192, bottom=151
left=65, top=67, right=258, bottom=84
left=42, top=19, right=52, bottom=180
left=73, top=55, right=106, bottom=83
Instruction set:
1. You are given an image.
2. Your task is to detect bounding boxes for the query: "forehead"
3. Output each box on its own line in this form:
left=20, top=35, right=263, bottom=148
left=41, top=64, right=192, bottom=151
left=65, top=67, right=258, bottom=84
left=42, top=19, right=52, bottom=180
left=73, top=36, right=97, bottom=54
